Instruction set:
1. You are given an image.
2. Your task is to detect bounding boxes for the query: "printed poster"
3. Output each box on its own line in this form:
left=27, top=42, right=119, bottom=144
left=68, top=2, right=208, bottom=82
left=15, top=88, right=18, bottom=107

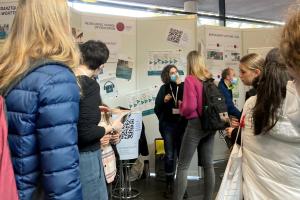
left=205, top=28, right=242, bottom=108
left=116, top=112, right=142, bottom=160
left=0, top=1, right=18, bottom=39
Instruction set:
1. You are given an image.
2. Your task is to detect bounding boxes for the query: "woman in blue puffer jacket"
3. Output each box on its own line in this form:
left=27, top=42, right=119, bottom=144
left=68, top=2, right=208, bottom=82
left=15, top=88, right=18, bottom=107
left=0, top=0, right=82, bottom=199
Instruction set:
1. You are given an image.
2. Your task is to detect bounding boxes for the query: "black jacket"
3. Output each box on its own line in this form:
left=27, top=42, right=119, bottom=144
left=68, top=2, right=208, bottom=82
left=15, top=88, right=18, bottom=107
left=154, top=82, right=184, bottom=124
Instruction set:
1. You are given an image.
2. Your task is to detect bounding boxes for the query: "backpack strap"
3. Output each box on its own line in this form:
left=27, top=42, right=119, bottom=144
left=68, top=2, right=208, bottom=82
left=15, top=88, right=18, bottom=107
left=1, top=59, right=70, bottom=97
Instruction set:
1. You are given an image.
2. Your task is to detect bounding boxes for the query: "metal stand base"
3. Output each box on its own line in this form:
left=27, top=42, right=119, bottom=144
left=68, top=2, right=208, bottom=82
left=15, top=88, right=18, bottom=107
left=112, top=188, right=140, bottom=199
left=112, top=160, right=141, bottom=199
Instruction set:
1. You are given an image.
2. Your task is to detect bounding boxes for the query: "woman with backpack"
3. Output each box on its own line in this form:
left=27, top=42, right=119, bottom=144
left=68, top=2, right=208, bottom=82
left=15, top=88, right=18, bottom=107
left=0, top=0, right=82, bottom=199
left=154, top=65, right=187, bottom=198
left=173, top=51, right=215, bottom=200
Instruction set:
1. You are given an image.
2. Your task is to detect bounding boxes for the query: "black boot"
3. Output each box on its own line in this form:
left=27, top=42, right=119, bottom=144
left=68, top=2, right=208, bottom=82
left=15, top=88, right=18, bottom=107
left=163, top=175, right=174, bottom=199
left=183, top=190, right=188, bottom=199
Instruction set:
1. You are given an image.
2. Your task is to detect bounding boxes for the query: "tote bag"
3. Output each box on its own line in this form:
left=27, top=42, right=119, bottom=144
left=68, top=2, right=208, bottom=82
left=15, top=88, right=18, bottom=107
left=215, top=116, right=245, bottom=200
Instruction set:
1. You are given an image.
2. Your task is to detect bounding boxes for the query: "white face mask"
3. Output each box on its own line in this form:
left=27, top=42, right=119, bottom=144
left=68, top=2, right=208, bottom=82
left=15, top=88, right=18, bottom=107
left=231, top=77, right=238, bottom=85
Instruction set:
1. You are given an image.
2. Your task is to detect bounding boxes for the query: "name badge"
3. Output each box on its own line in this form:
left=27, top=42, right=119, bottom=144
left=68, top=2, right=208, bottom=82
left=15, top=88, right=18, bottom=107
left=172, top=108, right=180, bottom=115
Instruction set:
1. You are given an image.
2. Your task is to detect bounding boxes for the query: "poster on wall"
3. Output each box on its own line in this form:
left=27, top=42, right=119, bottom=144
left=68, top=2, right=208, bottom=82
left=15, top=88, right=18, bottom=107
left=147, top=50, right=185, bottom=76
left=98, top=76, right=118, bottom=99
left=127, top=88, right=158, bottom=116
left=0, top=1, right=18, bottom=39
left=205, top=28, right=242, bottom=107
left=166, top=25, right=191, bottom=47
left=116, top=112, right=142, bottom=160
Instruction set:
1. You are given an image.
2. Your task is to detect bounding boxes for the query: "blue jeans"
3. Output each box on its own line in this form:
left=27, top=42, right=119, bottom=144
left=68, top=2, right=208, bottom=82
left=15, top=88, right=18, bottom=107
left=160, top=120, right=186, bottom=175
left=79, top=149, right=108, bottom=200
left=174, top=118, right=215, bottom=200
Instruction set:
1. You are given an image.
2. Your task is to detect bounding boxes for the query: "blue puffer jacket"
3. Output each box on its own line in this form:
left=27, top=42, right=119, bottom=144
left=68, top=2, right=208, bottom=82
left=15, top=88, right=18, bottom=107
left=5, top=62, right=82, bottom=200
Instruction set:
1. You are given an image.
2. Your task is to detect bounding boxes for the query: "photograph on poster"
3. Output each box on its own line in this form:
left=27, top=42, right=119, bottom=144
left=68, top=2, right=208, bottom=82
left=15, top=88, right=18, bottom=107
left=116, top=59, right=133, bottom=80
left=72, top=27, right=84, bottom=43
left=0, top=24, right=9, bottom=39
left=207, top=50, right=224, bottom=60
left=230, top=52, right=240, bottom=61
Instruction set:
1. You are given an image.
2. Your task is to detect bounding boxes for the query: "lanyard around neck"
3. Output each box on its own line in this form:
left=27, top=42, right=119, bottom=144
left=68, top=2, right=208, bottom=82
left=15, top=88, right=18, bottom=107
left=170, top=84, right=179, bottom=107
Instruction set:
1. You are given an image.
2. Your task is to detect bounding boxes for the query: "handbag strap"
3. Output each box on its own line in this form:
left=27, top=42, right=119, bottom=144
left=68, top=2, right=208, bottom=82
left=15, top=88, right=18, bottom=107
left=235, top=114, right=245, bottom=146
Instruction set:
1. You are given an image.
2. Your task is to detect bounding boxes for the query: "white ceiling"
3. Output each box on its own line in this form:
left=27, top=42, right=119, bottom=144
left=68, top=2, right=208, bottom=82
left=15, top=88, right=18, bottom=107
left=112, top=0, right=297, bottom=22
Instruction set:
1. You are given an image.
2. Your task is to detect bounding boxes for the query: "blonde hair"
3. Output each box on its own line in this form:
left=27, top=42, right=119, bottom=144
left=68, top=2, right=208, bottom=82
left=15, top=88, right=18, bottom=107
left=0, top=0, right=80, bottom=90
left=280, top=4, right=300, bottom=70
left=187, top=51, right=211, bottom=80
left=240, top=53, right=265, bottom=71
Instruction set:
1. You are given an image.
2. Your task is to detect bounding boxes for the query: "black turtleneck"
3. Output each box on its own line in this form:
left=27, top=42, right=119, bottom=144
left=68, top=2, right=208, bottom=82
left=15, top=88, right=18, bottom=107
left=77, top=75, right=105, bottom=152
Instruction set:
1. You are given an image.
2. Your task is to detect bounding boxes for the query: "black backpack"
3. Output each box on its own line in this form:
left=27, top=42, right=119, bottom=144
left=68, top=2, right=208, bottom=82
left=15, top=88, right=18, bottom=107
left=200, top=78, right=229, bottom=131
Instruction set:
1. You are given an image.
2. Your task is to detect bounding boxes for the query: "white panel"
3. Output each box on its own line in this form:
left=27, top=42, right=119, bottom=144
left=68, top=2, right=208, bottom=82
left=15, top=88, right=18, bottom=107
left=137, top=15, right=198, bottom=175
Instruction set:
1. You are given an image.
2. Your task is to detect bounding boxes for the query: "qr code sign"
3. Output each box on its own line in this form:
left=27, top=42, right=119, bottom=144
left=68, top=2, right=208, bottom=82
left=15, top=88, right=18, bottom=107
left=121, top=118, right=134, bottom=139
left=167, top=28, right=183, bottom=44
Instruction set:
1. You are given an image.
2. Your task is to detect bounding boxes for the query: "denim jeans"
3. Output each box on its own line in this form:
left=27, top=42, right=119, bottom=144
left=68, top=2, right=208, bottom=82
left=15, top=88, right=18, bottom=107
left=80, top=149, right=108, bottom=200
left=160, top=120, right=186, bottom=176
left=174, top=118, right=215, bottom=200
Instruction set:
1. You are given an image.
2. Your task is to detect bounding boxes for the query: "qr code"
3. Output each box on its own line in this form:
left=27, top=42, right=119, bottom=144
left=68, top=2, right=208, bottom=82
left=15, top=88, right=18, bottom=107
left=167, top=28, right=183, bottom=44
left=121, top=118, right=134, bottom=139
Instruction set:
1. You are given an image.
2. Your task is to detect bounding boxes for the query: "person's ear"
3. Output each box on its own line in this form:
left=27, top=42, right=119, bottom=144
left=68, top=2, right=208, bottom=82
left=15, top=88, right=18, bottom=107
left=254, top=69, right=261, bottom=76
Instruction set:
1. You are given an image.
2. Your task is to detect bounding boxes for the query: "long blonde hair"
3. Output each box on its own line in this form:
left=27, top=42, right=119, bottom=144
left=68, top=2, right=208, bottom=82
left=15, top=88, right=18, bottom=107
left=187, top=50, right=211, bottom=80
left=0, top=0, right=80, bottom=90
left=240, top=53, right=264, bottom=71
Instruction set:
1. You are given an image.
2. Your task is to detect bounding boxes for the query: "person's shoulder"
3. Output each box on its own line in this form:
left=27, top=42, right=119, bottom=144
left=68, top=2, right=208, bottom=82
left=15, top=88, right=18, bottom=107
left=184, top=75, right=197, bottom=83
left=217, top=79, right=225, bottom=87
left=185, top=75, right=194, bottom=80
left=36, top=63, right=73, bottom=77
left=283, top=81, right=300, bottom=115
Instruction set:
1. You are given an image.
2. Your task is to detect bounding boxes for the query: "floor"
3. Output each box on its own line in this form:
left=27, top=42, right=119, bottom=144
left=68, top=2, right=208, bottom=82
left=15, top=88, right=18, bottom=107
left=112, top=160, right=227, bottom=200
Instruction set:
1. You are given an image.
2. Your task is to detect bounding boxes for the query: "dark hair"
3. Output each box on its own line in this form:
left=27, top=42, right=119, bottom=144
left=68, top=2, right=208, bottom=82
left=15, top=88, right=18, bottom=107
left=221, top=67, right=231, bottom=79
left=161, top=65, right=178, bottom=84
left=253, top=48, right=290, bottom=135
left=79, top=40, right=109, bottom=70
